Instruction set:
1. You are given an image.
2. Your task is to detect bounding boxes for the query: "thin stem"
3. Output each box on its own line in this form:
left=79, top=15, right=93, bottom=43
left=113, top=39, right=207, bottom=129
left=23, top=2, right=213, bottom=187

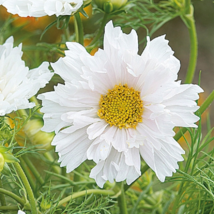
left=174, top=90, right=214, bottom=141
left=64, top=26, right=70, bottom=41
left=0, top=188, right=25, bottom=206
left=43, top=152, right=61, bottom=174
left=13, top=162, right=37, bottom=214
left=29, top=96, right=40, bottom=106
left=185, top=0, right=191, bottom=14
left=124, top=164, right=150, bottom=191
left=184, top=6, right=197, bottom=83
left=117, top=182, right=128, bottom=214
left=0, top=179, right=6, bottom=206
left=88, top=13, right=110, bottom=47
left=22, top=155, right=44, bottom=186
left=0, top=206, right=29, bottom=211
left=56, top=189, right=115, bottom=208
left=73, top=166, right=82, bottom=192
left=30, top=96, right=41, bottom=114
left=61, top=167, right=66, bottom=184
left=74, top=13, right=84, bottom=45
left=20, top=158, right=35, bottom=192
left=18, top=109, right=28, bottom=118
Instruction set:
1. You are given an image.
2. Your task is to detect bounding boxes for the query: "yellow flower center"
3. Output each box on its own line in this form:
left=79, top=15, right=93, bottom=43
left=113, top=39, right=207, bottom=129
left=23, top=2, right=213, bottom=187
left=97, top=84, right=143, bottom=129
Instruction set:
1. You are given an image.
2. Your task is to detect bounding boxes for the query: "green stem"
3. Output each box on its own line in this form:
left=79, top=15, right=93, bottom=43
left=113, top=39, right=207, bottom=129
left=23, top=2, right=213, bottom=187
left=22, top=156, right=44, bottom=186
left=74, top=13, right=84, bottom=45
left=184, top=5, right=197, bottom=84
left=56, top=189, right=115, bottom=208
left=20, top=158, right=35, bottom=192
left=88, top=13, right=110, bottom=47
left=30, top=96, right=40, bottom=106
left=0, top=206, right=29, bottom=211
left=13, top=162, right=37, bottom=214
left=18, top=109, right=28, bottom=118
left=73, top=166, right=82, bottom=192
left=174, top=90, right=214, bottom=141
left=124, top=164, right=150, bottom=191
left=0, top=179, right=6, bottom=206
left=29, top=96, right=41, bottom=114
left=64, top=26, right=70, bottom=41
left=61, top=167, right=66, bottom=184
left=117, top=182, right=128, bottom=214
left=185, top=0, right=191, bottom=14
left=43, top=152, right=61, bottom=174
left=0, top=188, right=25, bottom=206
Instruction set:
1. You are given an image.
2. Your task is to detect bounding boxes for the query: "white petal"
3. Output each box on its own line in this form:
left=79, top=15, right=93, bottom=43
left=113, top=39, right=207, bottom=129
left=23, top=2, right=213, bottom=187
left=54, top=128, right=92, bottom=172
left=3, top=0, right=83, bottom=17
left=104, top=21, right=138, bottom=55
left=87, top=137, right=111, bottom=163
left=0, top=37, right=52, bottom=116
left=87, top=120, right=108, bottom=140
left=18, top=211, right=26, bottom=214
left=111, top=128, right=128, bottom=152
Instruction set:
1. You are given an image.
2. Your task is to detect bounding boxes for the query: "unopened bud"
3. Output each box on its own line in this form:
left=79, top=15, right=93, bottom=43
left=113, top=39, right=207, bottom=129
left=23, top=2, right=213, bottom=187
left=94, top=0, right=128, bottom=13
left=0, top=153, right=5, bottom=172
left=24, top=119, right=54, bottom=151
left=40, top=195, right=51, bottom=211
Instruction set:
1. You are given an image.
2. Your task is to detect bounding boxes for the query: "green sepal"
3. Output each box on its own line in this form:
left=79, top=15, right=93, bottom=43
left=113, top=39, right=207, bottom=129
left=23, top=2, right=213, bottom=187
left=103, top=2, right=114, bottom=13
left=110, top=1, right=135, bottom=15
left=79, top=7, right=89, bottom=18
left=2, top=162, right=12, bottom=176
left=0, top=146, right=10, bottom=153
left=3, top=153, right=19, bottom=163
left=0, top=153, right=4, bottom=172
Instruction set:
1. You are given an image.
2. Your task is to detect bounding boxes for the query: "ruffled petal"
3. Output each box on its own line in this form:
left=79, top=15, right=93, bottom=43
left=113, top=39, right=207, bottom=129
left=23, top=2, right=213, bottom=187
left=90, top=148, right=141, bottom=187
left=0, top=37, right=52, bottom=116
left=3, top=0, right=83, bottom=17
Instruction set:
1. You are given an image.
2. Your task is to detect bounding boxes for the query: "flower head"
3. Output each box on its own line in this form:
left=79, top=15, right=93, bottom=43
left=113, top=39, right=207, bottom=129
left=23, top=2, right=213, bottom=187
left=38, top=21, right=203, bottom=187
left=18, top=211, right=25, bottom=214
left=0, top=37, right=53, bottom=116
left=2, top=0, right=83, bottom=17
left=0, top=145, right=19, bottom=172
left=94, top=0, right=128, bottom=13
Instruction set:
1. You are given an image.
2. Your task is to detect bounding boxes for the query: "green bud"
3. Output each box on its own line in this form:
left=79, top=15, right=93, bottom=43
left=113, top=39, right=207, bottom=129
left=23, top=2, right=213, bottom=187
left=40, top=196, right=51, bottom=211
left=2, top=162, right=12, bottom=176
left=94, top=0, right=128, bottom=13
left=0, top=146, right=18, bottom=173
left=0, top=117, right=12, bottom=143
left=0, top=153, right=5, bottom=172
left=3, top=153, right=19, bottom=163
left=24, top=119, right=54, bottom=151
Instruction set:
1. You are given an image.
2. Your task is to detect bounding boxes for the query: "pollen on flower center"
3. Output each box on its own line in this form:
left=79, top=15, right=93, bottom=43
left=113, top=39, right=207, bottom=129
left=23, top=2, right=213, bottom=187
left=97, top=84, right=143, bottom=129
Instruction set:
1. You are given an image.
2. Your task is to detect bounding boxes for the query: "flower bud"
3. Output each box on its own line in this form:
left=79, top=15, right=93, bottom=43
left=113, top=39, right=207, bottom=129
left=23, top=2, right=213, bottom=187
left=94, top=0, right=128, bottom=13
left=40, top=195, right=51, bottom=211
left=0, top=153, right=5, bottom=172
left=0, top=117, right=12, bottom=143
left=24, top=119, right=54, bottom=151
left=0, top=146, right=19, bottom=173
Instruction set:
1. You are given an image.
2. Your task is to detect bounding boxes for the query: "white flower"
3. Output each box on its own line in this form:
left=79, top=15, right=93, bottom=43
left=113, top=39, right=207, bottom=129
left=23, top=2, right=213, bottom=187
left=2, top=0, right=83, bottom=17
left=18, top=211, right=25, bottom=214
left=38, top=21, right=203, bottom=187
left=0, top=37, right=53, bottom=116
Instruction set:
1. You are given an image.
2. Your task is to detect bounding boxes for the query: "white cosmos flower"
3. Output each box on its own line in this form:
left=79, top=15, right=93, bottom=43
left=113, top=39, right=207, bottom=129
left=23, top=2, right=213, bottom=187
left=2, top=0, right=83, bottom=17
left=38, top=21, right=203, bottom=188
left=18, top=211, right=26, bottom=214
left=0, top=37, right=53, bottom=116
